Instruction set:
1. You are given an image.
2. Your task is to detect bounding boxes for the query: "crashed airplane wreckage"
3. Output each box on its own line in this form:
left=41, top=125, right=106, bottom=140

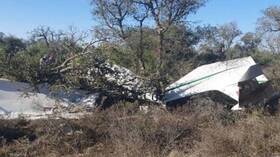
left=163, top=56, right=278, bottom=110
left=0, top=56, right=278, bottom=119
left=95, top=56, right=278, bottom=110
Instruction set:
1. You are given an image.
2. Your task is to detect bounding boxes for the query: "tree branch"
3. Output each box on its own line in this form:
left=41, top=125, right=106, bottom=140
left=51, top=38, right=106, bottom=72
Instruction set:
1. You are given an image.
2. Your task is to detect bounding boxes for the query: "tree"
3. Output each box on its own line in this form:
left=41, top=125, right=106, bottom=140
left=257, top=6, right=280, bottom=33
left=0, top=26, right=98, bottom=84
left=240, top=32, right=261, bottom=53
left=92, top=0, right=133, bottom=40
left=134, top=0, right=206, bottom=71
left=92, top=0, right=207, bottom=97
left=218, top=22, right=242, bottom=53
left=132, top=2, right=149, bottom=72
left=0, top=32, right=4, bottom=43
left=162, top=24, right=198, bottom=80
left=257, top=6, right=280, bottom=54
left=263, top=33, right=280, bottom=54
left=92, top=0, right=150, bottom=73
left=197, top=22, right=241, bottom=59
left=2, top=36, right=26, bottom=65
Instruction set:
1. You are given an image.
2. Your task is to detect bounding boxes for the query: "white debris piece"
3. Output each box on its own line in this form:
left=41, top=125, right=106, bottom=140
left=79, top=93, right=99, bottom=108
left=163, top=56, right=269, bottom=110
left=0, top=79, right=56, bottom=114
left=0, top=78, right=96, bottom=119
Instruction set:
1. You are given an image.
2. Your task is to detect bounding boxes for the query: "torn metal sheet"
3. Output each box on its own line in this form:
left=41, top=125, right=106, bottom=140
left=163, top=56, right=270, bottom=110
left=0, top=78, right=96, bottom=119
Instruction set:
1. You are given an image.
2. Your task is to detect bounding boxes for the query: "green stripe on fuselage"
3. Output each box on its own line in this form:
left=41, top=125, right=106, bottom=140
left=165, top=66, right=239, bottom=92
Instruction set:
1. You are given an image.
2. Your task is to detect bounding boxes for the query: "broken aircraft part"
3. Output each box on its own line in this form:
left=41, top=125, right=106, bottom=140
left=0, top=78, right=95, bottom=119
left=163, top=56, right=276, bottom=110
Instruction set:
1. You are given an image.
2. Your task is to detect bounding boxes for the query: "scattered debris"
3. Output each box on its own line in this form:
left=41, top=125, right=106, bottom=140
left=0, top=56, right=278, bottom=119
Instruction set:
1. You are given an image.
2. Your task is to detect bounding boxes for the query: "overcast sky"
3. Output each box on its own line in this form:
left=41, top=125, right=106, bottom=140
left=0, top=0, right=279, bottom=39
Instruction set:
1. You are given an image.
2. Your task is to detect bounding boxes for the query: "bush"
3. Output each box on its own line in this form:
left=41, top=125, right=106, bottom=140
left=2, top=102, right=280, bottom=157
left=193, top=110, right=280, bottom=157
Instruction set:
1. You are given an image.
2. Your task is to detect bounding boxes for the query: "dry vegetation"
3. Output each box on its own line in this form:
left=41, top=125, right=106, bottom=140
left=1, top=63, right=280, bottom=157
left=1, top=99, right=280, bottom=157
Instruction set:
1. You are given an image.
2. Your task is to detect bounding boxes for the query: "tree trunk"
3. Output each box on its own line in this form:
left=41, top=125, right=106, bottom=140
left=155, top=26, right=166, bottom=75
left=138, top=20, right=146, bottom=72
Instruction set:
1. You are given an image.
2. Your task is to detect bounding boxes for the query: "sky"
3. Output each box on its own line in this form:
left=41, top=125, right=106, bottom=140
left=0, top=0, right=279, bottom=39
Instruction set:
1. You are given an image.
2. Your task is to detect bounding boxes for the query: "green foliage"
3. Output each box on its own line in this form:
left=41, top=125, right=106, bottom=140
left=100, top=44, right=137, bottom=71
left=0, top=27, right=90, bottom=86
left=0, top=42, right=48, bottom=83
left=0, top=35, right=27, bottom=79
left=251, top=51, right=275, bottom=65
left=196, top=23, right=242, bottom=60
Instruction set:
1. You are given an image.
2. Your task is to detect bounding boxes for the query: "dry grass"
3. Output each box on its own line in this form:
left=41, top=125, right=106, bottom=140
left=191, top=108, right=280, bottom=157
left=1, top=101, right=280, bottom=157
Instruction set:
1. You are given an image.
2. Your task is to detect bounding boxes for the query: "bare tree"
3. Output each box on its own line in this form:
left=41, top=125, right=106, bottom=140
left=92, top=0, right=150, bottom=73
left=92, top=0, right=205, bottom=69
left=134, top=0, right=206, bottom=71
left=257, top=6, right=280, bottom=54
left=217, top=22, right=242, bottom=52
left=92, top=0, right=133, bottom=40
left=257, top=6, right=280, bottom=33
left=197, top=22, right=241, bottom=58
left=30, top=26, right=63, bottom=47
left=262, top=33, right=280, bottom=54
left=132, top=2, right=149, bottom=72
left=240, top=32, right=261, bottom=52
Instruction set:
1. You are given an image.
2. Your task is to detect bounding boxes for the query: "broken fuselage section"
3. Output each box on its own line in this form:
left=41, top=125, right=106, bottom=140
left=163, top=56, right=276, bottom=110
